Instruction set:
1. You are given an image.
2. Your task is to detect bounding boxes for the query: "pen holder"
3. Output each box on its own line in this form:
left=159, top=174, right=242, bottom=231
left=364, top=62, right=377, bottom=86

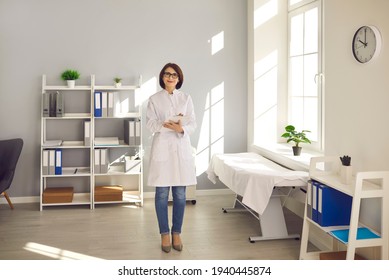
left=340, top=165, right=352, bottom=185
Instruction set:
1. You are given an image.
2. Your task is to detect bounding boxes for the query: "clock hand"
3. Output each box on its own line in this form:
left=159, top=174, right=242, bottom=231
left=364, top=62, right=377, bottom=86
left=358, top=39, right=367, bottom=47
left=364, top=28, right=367, bottom=44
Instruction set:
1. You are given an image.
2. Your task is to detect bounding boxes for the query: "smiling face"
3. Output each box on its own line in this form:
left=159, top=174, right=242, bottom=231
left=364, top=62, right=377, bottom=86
left=162, top=67, right=179, bottom=92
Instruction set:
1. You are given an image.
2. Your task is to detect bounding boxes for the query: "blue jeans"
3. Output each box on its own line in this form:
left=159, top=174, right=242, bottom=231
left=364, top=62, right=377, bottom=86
left=155, top=186, right=186, bottom=235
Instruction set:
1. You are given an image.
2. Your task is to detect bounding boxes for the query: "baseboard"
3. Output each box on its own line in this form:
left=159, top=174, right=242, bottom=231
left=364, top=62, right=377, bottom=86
left=143, top=188, right=234, bottom=199
left=1, top=188, right=235, bottom=204
left=0, top=195, right=39, bottom=205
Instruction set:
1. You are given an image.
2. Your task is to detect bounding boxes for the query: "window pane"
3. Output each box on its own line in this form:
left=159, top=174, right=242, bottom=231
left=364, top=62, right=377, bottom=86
left=288, top=1, right=321, bottom=149
left=304, top=53, right=318, bottom=97
left=290, top=14, right=304, bottom=56
left=290, top=56, right=303, bottom=97
left=304, top=7, right=318, bottom=53
left=303, top=97, right=318, bottom=142
left=290, top=97, right=304, bottom=130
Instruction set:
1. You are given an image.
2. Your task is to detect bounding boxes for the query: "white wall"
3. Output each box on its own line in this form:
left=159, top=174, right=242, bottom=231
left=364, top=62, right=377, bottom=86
left=324, top=0, right=389, bottom=173
left=323, top=0, right=389, bottom=231
left=249, top=0, right=389, bottom=255
left=0, top=0, right=248, bottom=197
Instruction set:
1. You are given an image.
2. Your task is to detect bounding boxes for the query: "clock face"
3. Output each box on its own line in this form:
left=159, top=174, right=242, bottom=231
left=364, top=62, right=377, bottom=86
left=352, top=26, right=381, bottom=63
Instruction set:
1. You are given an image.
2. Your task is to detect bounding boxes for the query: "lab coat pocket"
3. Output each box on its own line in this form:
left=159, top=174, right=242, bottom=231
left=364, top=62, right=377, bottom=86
left=151, top=137, right=169, bottom=162
left=179, top=138, right=194, bottom=160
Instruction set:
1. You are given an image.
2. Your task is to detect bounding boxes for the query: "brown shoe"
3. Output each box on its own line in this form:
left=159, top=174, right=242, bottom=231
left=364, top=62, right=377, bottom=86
left=161, top=234, right=171, bottom=253
left=172, top=233, right=183, bottom=251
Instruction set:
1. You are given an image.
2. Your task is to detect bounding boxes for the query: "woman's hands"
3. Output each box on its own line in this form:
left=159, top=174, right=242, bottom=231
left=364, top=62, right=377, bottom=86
left=163, top=120, right=184, bottom=133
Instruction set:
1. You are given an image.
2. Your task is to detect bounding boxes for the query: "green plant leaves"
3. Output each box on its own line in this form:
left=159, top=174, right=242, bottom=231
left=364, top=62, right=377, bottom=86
left=61, top=69, right=80, bottom=80
left=281, top=125, right=311, bottom=147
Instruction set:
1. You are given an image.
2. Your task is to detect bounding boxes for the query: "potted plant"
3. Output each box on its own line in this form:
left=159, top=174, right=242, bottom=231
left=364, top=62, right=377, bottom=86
left=61, top=69, right=80, bottom=88
left=281, top=125, right=311, bottom=156
left=114, top=77, right=122, bottom=88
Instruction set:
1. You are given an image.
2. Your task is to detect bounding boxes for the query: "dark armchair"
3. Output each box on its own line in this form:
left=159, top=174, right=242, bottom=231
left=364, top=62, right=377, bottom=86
left=0, top=138, right=23, bottom=209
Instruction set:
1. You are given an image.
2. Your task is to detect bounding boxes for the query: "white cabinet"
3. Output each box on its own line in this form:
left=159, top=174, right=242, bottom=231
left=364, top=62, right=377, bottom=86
left=299, top=156, right=389, bottom=259
left=40, top=74, right=143, bottom=210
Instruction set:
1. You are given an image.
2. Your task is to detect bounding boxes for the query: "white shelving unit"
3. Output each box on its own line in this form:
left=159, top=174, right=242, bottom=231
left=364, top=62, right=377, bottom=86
left=92, top=75, right=143, bottom=207
left=299, top=156, right=389, bottom=260
left=40, top=74, right=143, bottom=210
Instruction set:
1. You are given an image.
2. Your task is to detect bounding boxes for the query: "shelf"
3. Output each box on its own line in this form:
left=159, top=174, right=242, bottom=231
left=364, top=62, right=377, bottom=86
left=94, top=112, right=141, bottom=119
left=44, top=86, right=92, bottom=91
left=94, top=85, right=139, bottom=91
left=95, top=170, right=141, bottom=176
left=42, top=141, right=89, bottom=149
left=61, top=141, right=90, bottom=148
left=43, top=167, right=91, bottom=177
left=43, top=113, right=91, bottom=119
left=42, top=193, right=91, bottom=207
left=94, top=139, right=141, bottom=148
left=94, top=190, right=142, bottom=205
left=305, top=217, right=351, bottom=232
left=311, top=174, right=383, bottom=197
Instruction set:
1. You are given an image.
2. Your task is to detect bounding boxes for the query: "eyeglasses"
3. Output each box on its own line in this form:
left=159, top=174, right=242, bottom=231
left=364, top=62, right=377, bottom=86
left=163, top=72, right=178, bottom=79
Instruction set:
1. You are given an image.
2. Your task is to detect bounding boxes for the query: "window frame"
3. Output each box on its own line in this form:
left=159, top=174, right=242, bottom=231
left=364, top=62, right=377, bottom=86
left=287, top=0, right=323, bottom=151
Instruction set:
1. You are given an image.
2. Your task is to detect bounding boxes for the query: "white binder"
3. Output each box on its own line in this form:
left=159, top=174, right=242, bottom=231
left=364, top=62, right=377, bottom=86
left=42, top=150, right=49, bottom=175
left=56, top=91, right=64, bottom=117
left=100, top=148, right=109, bottom=174
left=94, top=149, right=100, bottom=174
left=107, top=92, right=114, bottom=117
left=48, top=150, right=55, bottom=174
left=135, top=120, right=141, bottom=145
left=42, top=93, right=50, bottom=117
left=102, top=92, right=108, bottom=117
left=84, top=121, right=90, bottom=146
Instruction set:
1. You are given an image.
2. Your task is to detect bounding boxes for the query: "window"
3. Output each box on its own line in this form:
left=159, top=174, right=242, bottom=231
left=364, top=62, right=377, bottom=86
left=288, top=0, right=322, bottom=150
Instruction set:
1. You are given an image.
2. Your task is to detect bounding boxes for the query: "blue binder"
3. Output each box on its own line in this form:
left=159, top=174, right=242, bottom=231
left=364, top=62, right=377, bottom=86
left=311, top=180, right=319, bottom=223
left=306, top=181, right=313, bottom=220
left=55, top=149, right=62, bottom=175
left=316, top=181, right=352, bottom=226
left=94, top=91, right=102, bottom=117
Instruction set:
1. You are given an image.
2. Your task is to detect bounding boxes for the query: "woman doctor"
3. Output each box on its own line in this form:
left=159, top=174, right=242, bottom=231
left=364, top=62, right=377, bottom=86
left=146, top=63, right=197, bottom=253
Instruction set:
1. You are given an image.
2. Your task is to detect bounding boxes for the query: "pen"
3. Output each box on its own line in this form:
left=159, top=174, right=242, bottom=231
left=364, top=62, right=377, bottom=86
left=74, top=168, right=78, bottom=174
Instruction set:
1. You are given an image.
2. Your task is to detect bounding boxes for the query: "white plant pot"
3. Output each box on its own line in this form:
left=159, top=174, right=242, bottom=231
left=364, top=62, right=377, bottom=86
left=115, top=82, right=122, bottom=88
left=67, top=80, right=75, bottom=88
left=340, top=165, right=352, bottom=185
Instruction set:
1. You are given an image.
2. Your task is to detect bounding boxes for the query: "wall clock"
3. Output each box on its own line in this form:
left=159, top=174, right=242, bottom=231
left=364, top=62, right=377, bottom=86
left=352, top=25, right=382, bottom=64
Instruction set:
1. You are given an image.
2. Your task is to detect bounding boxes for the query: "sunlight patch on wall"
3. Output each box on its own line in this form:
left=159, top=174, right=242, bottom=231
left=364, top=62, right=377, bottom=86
left=136, top=76, right=157, bottom=106
left=210, top=82, right=224, bottom=145
left=254, top=0, right=278, bottom=29
left=253, top=51, right=278, bottom=145
left=24, top=242, right=103, bottom=260
left=289, top=0, right=304, bottom=6
left=196, top=106, right=210, bottom=176
left=254, top=50, right=278, bottom=80
left=210, top=31, right=224, bottom=55
left=195, top=82, right=225, bottom=175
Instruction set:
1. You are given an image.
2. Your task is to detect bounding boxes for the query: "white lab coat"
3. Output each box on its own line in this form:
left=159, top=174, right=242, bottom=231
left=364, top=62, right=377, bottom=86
left=146, top=89, right=197, bottom=187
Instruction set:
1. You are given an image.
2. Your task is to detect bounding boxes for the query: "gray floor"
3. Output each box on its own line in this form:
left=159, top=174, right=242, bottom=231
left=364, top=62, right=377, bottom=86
left=0, top=194, right=303, bottom=260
